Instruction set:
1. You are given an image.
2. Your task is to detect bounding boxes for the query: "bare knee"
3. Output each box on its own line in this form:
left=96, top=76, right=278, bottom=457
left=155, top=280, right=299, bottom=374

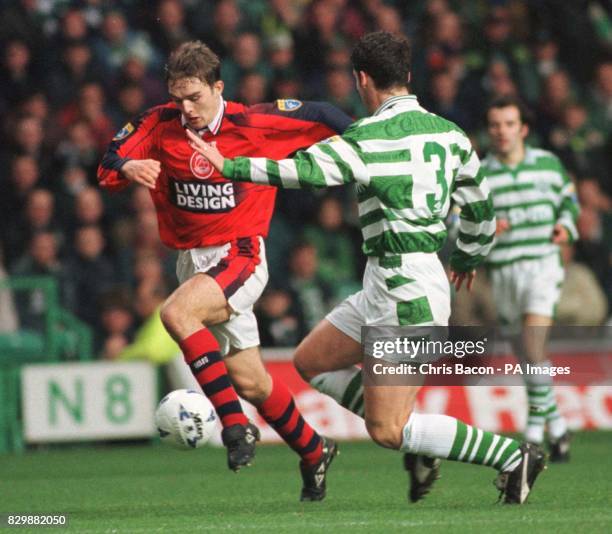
left=365, top=415, right=410, bottom=450
left=160, top=298, right=191, bottom=339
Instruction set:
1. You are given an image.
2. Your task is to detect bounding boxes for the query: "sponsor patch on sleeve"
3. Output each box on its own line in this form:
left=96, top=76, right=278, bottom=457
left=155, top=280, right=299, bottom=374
left=277, top=99, right=303, bottom=112
left=112, top=123, right=135, bottom=141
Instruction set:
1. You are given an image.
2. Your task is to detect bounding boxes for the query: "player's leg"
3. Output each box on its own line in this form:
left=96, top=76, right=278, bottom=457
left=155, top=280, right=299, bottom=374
left=515, top=256, right=570, bottom=460
left=294, top=317, right=364, bottom=415
left=362, top=255, right=545, bottom=503
left=160, top=271, right=250, bottom=431
left=363, top=383, right=545, bottom=503
left=223, top=342, right=337, bottom=500
left=294, top=296, right=438, bottom=503
left=517, top=314, right=570, bottom=459
left=160, top=242, right=265, bottom=471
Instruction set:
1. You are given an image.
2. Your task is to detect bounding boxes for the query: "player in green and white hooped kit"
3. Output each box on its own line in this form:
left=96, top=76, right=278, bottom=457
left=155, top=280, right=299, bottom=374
left=483, top=95, right=579, bottom=461
left=188, top=32, right=546, bottom=504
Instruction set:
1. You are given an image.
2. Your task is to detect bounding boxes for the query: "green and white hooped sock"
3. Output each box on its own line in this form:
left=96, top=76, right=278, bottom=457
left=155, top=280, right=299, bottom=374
left=401, top=413, right=522, bottom=472
left=524, top=361, right=567, bottom=443
left=310, top=367, right=364, bottom=417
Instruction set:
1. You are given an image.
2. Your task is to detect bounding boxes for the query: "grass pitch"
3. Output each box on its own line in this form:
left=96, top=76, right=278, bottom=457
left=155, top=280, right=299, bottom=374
left=1, top=431, right=611, bottom=533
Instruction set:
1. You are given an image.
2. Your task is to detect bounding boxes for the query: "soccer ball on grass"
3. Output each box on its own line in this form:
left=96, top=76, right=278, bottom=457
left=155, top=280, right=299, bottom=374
left=155, top=389, right=217, bottom=449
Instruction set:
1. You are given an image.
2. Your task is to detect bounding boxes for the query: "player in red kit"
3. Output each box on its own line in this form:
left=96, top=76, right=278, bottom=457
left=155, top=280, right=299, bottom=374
left=97, top=41, right=352, bottom=501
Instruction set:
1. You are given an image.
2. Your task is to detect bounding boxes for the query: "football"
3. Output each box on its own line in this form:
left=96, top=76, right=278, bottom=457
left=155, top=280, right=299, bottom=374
left=155, top=389, right=217, bottom=449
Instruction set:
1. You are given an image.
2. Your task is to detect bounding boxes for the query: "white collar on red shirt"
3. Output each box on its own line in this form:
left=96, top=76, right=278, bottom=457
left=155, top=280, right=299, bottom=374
left=181, top=97, right=226, bottom=136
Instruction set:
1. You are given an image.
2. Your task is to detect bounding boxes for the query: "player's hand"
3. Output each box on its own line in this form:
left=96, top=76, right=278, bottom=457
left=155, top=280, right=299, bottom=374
left=120, top=159, right=161, bottom=189
left=551, top=223, right=570, bottom=244
left=450, top=270, right=476, bottom=292
left=186, top=128, right=225, bottom=172
left=496, top=219, right=510, bottom=235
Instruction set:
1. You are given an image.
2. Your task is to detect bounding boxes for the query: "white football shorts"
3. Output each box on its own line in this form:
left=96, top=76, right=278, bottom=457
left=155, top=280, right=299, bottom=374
left=490, top=253, right=564, bottom=325
left=176, top=236, right=268, bottom=355
left=326, top=252, right=451, bottom=343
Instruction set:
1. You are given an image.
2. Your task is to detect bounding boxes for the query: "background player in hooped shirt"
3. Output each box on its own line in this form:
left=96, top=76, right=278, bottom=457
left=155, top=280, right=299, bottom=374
left=482, top=95, right=579, bottom=461
left=97, top=41, right=352, bottom=501
left=189, top=31, right=548, bottom=505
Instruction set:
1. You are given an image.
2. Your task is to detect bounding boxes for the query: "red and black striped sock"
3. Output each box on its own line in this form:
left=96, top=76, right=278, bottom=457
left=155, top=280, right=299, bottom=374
left=181, top=328, right=248, bottom=428
left=257, top=378, right=323, bottom=465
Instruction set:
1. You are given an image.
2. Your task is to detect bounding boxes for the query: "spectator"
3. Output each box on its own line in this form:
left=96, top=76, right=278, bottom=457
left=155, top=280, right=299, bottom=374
left=112, top=56, right=166, bottom=108
left=96, top=289, right=135, bottom=356
left=149, top=0, right=193, bottom=57
left=532, top=33, right=562, bottom=82
left=1, top=155, right=40, bottom=237
left=53, top=119, right=100, bottom=178
left=1, top=115, right=53, bottom=178
left=426, top=69, right=472, bottom=129
left=286, top=241, right=332, bottom=339
left=133, top=252, right=169, bottom=305
left=201, top=0, right=242, bottom=59
left=325, top=67, right=366, bottom=118
left=221, top=32, right=271, bottom=100
left=4, top=185, right=60, bottom=268
left=57, top=82, right=115, bottom=152
left=11, top=231, right=63, bottom=331
left=557, top=245, right=608, bottom=325
left=105, top=285, right=179, bottom=367
left=267, top=32, right=295, bottom=72
left=54, top=166, right=90, bottom=227
left=111, top=83, right=147, bottom=128
left=236, top=72, right=268, bottom=106
left=71, top=186, right=107, bottom=240
left=62, top=225, right=115, bottom=328
left=0, top=250, right=19, bottom=333
left=55, top=8, right=90, bottom=45
left=374, top=5, right=405, bottom=35
left=467, top=6, right=537, bottom=99
left=270, top=71, right=302, bottom=100
left=536, top=70, right=574, bottom=137
left=0, top=40, right=35, bottom=107
left=45, top=40, right=98, bottom=108
left=295, top=0, right=345, bottom=96
left=256, top=287, right=301, bottom=347
left=302, top=196, right=360, bottom=297
left=587, top=60, right=612, bottom=136
left=548, top=101, right=608, bottom=178
left=575, top=208, right=612, bottom=310
left=92, top=10, right=160, bottom=78
left=0, top=0, right=45, bottom=55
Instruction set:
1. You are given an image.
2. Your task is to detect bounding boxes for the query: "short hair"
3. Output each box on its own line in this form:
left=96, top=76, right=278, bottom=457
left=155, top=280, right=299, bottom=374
left=486, top=95, right=533, bottom=125
left=165, top=41, right=221, bottom=86
left=351, top=31, right=411, bottom=90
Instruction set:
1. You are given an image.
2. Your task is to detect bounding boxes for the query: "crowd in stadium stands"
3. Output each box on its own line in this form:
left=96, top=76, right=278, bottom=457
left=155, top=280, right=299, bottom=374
left=0, top=0, right=610, bottom=356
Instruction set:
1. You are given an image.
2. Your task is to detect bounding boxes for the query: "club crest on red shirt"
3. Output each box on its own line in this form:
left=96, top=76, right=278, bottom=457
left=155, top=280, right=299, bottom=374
left=190, top=151, right=214, bottom=179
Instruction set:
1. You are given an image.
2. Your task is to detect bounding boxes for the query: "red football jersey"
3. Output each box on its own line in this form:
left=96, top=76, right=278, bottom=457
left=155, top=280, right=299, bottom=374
left=97, top=100, right=352, bottom=249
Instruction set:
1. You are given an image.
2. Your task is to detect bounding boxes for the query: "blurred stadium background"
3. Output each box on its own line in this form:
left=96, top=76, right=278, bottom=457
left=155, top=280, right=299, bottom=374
left=0, top=0, right=611, bottom=530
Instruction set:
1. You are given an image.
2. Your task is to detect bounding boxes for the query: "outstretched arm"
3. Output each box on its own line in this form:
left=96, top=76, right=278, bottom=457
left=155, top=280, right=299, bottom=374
left=186, top=129, right=367, bottom=189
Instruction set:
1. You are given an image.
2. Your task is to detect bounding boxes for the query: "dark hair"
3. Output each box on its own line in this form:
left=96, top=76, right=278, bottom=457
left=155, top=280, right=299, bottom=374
left=350, top=31, right=411, bottom=90
left=165, top=40, right=221, bottom=86
left=486, top=95, right=533, bottom=125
